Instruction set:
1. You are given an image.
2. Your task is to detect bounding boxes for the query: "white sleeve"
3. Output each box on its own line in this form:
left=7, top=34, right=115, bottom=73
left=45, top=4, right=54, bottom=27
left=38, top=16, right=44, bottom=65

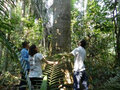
left=36, top=53, right=43, bottom=61
left=71, top=48, right=77, bottom=56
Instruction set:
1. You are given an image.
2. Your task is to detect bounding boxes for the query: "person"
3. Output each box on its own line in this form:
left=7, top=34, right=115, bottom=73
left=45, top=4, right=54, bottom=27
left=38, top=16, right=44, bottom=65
left=20, top=41, right=30, bottom=72
left=29, top=44, right=57, bottom=88
left=19, top=41, right=30, bottom=90
left=63, top=39, right=88, bottom=90
left=71, top=39, right=88, bottom=90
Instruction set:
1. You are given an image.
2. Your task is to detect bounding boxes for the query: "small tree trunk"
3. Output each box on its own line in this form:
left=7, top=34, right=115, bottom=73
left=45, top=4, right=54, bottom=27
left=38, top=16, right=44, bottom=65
left=116, top=25, right=120, bottom=64
left=0, top=43, right=3, bottom=60
left=117, top=1, right=120, bottom=64
left=4, top=34, right=10, bottom=72
left=114, top=0, right=120, bottom=65
left=4, top=48, right=8, bottom=72
left=22, top=0, right=25, bottom=17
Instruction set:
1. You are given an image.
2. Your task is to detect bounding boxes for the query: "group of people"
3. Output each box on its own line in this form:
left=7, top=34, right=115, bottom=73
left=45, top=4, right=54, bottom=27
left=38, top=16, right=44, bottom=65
left=19, top=39, right=88, bottom=90
left=19, top=41, right=57, bottom=90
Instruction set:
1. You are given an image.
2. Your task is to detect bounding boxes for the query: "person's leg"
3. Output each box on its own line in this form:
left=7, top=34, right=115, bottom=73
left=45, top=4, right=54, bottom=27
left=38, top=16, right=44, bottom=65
left=81, top=71, right=88, bottom=90
left=30, top=78, right=36, bottom=85
left=73, top=71, right=82, bottom=90
left=36, top=78, right=43, bottom=85
left=19, top=72, right=27, bottom=90
left=30, top=77, right=43, bottom=89
left=30, top=78, right=36, bottom=90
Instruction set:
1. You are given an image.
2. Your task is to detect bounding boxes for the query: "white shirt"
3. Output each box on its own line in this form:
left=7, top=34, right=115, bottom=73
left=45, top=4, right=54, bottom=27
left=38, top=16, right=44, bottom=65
left=29, top=53, right=43, bottom=78
left=71, top=46, right=86, bottom=71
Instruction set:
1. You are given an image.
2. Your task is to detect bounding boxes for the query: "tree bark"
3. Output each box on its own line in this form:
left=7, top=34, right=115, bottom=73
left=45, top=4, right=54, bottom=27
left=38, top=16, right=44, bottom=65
left=0, top=43, right=2, bottom=60
left=22, top=0, right=25, bottom=17
left=117, top=1, right=120, bottom=64
left=52, top=0, right=71, bottom=54
left=4, top=34, right=10, bottom=72
left=114, top=0, right=120, bottom=65
left=116, top=28, right=120, bottom=63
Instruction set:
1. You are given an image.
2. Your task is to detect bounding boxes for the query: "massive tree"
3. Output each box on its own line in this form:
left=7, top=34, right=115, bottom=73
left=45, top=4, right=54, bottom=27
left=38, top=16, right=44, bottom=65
left=51, top=0, right=71, bottom=54
left=30, top=0, right=71, bottom=54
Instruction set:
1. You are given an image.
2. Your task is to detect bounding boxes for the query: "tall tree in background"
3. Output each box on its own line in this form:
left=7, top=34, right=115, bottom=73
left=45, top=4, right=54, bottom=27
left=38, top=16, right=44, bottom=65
left=113, top=0, right=120, bottom=64
left=31, top=0, right=71, bottom=54
left=31, top=0, right=49, bottom=49
left=52, top=0, right=71, bottom=54
left=22, top=0, right=25, bottom=17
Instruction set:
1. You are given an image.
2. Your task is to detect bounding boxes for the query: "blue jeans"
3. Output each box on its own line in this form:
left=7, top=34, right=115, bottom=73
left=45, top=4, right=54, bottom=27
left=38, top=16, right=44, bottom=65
left=73, top=70, right=88, bottom=90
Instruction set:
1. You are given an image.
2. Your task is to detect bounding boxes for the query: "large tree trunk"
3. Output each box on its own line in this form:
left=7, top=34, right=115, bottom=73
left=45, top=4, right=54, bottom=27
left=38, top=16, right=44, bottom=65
left=52, top=0, right=71, bottom=54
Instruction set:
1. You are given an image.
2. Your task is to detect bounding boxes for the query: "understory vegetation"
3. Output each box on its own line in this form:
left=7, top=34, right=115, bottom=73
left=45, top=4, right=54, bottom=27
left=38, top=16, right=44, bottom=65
left=0, top=0, right=120, bottom=90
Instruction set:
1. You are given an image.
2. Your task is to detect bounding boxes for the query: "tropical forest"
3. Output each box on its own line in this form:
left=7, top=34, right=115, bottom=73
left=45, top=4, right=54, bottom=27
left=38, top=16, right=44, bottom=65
left=0, top=0, right=120, bottom=90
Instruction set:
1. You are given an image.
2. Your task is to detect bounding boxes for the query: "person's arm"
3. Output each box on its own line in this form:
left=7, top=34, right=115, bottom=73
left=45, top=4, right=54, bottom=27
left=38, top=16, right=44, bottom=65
left=63, top=52, right=74, bottom=57
left=21, top=50, right=29, bottom=61
left=42, top=57, right=57, bottom=65
left=22, top=57, right=28, bottom=61
left=57, top=49, right=76, bottom=58
left=37, top=53, right=58, bottom=65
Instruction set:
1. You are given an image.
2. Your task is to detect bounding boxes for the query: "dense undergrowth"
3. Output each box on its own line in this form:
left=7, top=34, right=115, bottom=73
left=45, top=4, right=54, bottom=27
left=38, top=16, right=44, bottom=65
left=0, top=51, right=119, bottom=90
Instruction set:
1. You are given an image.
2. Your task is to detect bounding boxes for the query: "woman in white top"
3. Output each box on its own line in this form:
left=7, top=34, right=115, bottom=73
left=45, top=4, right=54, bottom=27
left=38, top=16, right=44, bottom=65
left=29, top=44, right=57, bottom=87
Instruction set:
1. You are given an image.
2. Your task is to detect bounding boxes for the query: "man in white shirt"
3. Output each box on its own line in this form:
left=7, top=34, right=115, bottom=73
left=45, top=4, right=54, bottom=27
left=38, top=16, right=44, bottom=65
left=62, top=40, right=88, bottom=90
left=71, top=39, right=88, bottom=90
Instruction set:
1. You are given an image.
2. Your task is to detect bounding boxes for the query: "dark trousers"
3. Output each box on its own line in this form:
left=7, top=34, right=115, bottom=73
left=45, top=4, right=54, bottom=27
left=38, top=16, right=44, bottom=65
left=73, top=70, right=88, bottom=90
left=30, top=77, right=43, bottom=89
left=19, top=69, right=29, bottom=90
left=19, top=73, right=27, bottom=90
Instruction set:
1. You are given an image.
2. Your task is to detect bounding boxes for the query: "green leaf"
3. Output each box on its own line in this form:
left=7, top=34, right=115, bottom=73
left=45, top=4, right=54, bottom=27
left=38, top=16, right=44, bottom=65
left=40, top=75, right=48, bottom=90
